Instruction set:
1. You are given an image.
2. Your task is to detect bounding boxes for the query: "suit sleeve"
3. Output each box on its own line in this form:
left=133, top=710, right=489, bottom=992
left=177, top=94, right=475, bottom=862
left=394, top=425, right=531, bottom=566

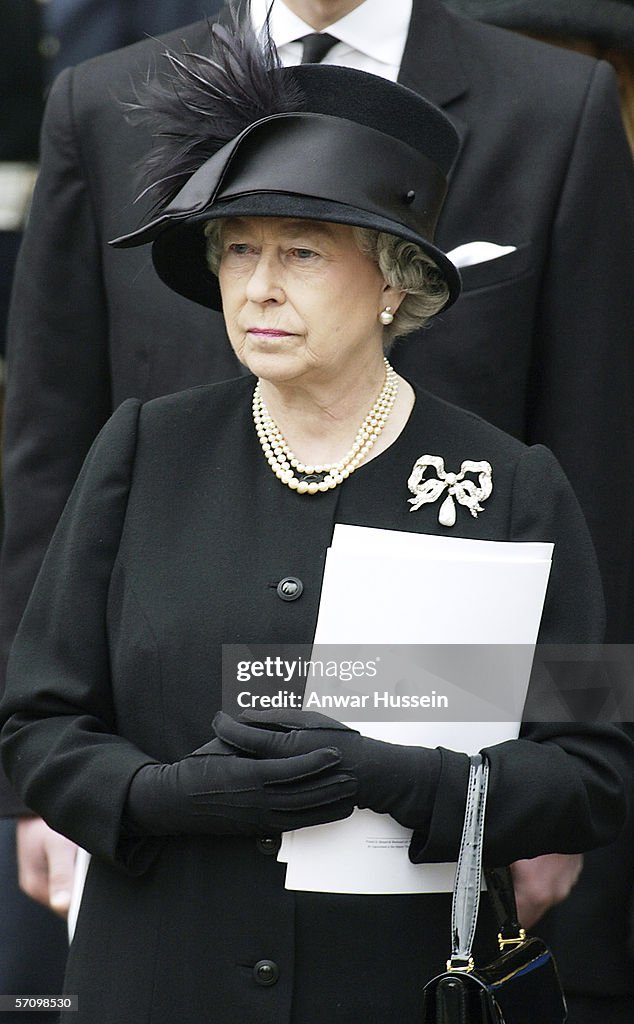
left=527, top=60, right=634, bottom=643
left=0, top=66, right=112, bottom=814
left=409, top=444, right=631, bottom=865
left=0, top=399, right=163, bottom=873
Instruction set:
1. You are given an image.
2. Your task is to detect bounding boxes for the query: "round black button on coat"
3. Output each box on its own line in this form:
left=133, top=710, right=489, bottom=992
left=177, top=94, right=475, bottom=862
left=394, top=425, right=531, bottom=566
left=276, top=576, right=304, bottom=601
left=256, top=835, right=281, bottom=855
left=253, top=960, right=280, bottom=986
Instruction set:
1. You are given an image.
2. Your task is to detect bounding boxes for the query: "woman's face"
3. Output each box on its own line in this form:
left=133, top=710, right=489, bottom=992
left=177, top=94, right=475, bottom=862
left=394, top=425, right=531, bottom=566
left=217, top=216, right=402, bottom=389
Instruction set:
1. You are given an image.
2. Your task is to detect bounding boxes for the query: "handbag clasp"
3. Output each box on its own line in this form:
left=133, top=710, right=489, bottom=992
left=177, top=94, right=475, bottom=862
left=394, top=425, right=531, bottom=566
left=497, top=928, right=526, bottom=952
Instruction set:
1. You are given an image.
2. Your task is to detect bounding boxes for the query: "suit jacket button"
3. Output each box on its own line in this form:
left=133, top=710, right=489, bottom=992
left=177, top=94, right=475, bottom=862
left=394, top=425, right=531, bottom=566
left=276, top=576, right=303, bottom=601
left=256, top=835, right=281, bottom=855
left=254, top=960, right=280, bottom=986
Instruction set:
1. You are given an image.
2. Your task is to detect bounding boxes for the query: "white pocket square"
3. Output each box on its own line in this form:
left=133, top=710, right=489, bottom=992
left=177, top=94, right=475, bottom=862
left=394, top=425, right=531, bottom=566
left=446, top=241, right=517, bottom=269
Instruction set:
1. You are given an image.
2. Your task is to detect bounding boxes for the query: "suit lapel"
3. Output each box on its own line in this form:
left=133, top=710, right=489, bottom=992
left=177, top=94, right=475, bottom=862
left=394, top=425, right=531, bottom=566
left=398, top=0, right=469, bottom=157
left=399, top=0, right=467, bottom=103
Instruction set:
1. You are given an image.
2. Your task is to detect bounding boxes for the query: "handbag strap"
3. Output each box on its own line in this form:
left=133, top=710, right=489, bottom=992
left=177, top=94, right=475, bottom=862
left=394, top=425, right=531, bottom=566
left=448, top=754, right=489, bottom=970
left=485, top=865, right=526, bottom=948
left=448, top=754, right=526, bottom=972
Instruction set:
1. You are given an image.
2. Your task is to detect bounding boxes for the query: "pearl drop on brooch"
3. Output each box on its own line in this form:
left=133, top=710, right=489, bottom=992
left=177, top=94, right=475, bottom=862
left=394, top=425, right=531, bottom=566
left=438, top=494, right=457, bottom=527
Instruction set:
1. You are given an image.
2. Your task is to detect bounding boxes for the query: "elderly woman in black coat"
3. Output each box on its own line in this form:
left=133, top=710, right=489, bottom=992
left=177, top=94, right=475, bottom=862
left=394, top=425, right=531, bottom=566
left=0, top=20, right=629, bottom=1024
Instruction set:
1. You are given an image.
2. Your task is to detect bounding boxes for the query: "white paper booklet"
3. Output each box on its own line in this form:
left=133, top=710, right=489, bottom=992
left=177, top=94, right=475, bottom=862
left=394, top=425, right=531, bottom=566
left=280, top=526, right=553, bottom=894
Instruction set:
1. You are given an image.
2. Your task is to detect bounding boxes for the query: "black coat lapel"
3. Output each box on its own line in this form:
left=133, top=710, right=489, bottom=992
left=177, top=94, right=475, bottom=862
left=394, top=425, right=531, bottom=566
left=398, top=0, right=470, bottom=162
left=398, top=0, right=467, bottom=104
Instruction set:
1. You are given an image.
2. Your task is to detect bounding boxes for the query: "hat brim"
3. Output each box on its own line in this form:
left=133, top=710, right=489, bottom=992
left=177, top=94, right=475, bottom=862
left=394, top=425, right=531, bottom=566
left=151, top=192, right=462, bottom=313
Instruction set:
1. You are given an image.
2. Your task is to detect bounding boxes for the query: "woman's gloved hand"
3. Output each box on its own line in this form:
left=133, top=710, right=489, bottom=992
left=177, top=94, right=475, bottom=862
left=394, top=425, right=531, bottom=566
left=125, top=734, right=358, bottom=837
left=213, top=710, right=441, bottom=831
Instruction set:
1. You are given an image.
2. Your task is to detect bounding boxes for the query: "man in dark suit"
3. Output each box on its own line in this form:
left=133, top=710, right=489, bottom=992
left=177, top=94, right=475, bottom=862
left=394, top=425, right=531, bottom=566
left=2, top=0, right=633, bottom=1016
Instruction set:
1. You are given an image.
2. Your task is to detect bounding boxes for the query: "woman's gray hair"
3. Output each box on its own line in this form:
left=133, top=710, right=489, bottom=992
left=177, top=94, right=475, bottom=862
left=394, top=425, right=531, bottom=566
left=204, top=219, right=225, bottom=275
left=204, top=220, right=449, bottom=343
left=351, top=228, right=449, bottom=342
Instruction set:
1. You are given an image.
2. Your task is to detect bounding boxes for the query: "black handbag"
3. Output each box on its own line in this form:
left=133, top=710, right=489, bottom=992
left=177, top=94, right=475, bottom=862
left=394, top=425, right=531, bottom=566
left=421, top=755, right=568, bottom=1024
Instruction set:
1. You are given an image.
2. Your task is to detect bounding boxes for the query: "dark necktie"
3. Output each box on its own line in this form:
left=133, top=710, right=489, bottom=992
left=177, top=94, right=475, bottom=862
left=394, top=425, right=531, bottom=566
left=298, top=32, right=339, bottom=64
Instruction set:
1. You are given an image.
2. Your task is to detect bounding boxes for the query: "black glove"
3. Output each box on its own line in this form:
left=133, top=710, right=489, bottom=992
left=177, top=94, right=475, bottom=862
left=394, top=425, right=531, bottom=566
left=125, top=735, right=357, bottom=837
left=213, top=710, right=441, bottom=832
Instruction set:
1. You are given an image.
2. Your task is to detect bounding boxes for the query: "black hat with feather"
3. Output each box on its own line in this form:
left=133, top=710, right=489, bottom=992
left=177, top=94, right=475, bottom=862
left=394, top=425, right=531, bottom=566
left=111, top=5, right=462, bottom=311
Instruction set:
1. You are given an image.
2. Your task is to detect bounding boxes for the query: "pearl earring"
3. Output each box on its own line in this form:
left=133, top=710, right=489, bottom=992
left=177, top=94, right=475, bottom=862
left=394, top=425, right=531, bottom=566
left=379, top=306, right=394, bottom=326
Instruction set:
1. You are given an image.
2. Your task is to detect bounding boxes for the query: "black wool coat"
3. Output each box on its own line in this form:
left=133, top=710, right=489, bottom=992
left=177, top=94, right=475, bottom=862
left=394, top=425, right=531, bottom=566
left=0, top=379, right=629, bottom=1024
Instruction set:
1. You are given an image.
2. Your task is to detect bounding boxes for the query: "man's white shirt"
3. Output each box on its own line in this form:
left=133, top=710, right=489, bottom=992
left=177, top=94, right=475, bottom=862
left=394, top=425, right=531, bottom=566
left=250, top=0, right=413, bottom=80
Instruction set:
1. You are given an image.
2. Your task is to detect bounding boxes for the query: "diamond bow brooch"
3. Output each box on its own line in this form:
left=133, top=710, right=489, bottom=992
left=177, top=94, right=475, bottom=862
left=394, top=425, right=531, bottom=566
left=407, top=455, right=493, bottom=527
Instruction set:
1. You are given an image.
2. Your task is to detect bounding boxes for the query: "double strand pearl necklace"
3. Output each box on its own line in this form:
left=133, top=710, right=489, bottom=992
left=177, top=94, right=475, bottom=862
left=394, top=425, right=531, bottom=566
left=252, top=357, right=399, bottom=494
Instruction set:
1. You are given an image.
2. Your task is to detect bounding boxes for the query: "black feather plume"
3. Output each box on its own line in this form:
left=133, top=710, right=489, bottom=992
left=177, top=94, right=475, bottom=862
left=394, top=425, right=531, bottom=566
left=124, top=2, right=304, bottom=210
